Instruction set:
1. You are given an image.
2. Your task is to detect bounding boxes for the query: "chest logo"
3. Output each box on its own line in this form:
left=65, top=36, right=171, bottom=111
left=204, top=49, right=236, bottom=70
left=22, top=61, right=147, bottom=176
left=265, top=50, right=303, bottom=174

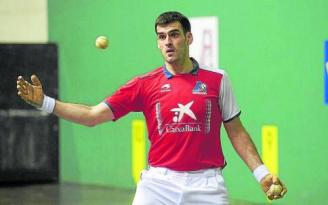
left=170, top=101, right=197, bottom=122
left=192, top=81, right=207, bottom=95
left=161, top=83, right=171, bottom=92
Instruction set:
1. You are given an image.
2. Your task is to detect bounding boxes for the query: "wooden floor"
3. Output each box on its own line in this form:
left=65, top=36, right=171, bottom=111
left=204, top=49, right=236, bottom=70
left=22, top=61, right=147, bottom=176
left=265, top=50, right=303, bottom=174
left=0, top=183, right=263, bottom=205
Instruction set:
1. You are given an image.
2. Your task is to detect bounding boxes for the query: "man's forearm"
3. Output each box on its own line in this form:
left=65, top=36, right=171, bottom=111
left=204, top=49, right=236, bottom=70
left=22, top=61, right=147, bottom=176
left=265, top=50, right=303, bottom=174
left=229, top=130, right=263, bottom=171
left=16, top=74, right=113, bottom=126
left=53, top=100, right=91, bottom=126
left=53, top=100, right=113, bottom=127
left=224, top=118, right=263, bottom=171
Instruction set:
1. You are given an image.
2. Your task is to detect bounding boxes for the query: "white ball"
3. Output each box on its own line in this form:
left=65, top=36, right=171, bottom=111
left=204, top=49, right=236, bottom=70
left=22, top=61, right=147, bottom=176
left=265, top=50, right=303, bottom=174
left=268, top=184, right=283, bottom=194
left=95, top=36, right=108, bottom=49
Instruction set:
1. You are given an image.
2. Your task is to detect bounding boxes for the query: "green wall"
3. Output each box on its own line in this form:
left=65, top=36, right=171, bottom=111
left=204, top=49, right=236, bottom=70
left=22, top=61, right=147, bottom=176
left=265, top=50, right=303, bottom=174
left=48, top=0, right=328, bottom=204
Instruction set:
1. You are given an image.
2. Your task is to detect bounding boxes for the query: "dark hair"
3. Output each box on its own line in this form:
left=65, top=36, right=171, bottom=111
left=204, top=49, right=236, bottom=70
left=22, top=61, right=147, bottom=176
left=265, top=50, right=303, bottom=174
left=155, top=11, right=191, bottom=34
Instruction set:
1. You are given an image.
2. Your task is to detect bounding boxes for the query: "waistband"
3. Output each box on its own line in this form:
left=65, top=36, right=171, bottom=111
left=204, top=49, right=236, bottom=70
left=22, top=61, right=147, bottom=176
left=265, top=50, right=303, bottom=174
left=147, top=166, right=222, bottom=177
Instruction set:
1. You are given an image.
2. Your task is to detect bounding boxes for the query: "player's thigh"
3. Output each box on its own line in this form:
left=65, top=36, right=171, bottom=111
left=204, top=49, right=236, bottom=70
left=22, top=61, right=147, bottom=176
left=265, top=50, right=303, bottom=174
left=132, top=171, right=179, bottom=205
left=132, top=180, right=164, bottom=205
left=183, top=174, right=229, bottom=205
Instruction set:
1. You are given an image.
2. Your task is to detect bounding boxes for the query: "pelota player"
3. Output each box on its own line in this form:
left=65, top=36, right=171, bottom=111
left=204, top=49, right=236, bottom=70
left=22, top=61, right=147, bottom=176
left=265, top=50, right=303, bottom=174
left=17, top=11, right=287, bottom=205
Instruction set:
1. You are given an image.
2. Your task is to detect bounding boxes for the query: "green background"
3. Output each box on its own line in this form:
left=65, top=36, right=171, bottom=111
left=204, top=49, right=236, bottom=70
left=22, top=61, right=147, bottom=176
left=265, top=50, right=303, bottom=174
left=48, top=0, right=328, bottom=204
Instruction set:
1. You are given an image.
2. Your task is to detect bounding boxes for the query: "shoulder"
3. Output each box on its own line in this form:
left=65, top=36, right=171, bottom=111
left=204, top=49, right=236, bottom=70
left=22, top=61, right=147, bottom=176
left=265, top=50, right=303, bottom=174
left=198, top=65, right=226, bottom=78
left=137, top=67, right=163, bottom=80
left=127, top=67, right=163, bottom=88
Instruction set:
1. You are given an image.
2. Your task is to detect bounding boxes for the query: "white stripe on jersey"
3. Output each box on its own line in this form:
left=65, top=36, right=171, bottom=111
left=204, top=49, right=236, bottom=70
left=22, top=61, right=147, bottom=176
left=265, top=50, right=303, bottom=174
left=199, top=66, right=240, bottom=122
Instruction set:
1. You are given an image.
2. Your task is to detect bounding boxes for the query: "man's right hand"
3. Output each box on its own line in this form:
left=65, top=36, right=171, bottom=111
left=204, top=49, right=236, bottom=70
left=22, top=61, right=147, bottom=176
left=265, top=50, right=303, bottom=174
left=17, top=75, right=44, bottom=108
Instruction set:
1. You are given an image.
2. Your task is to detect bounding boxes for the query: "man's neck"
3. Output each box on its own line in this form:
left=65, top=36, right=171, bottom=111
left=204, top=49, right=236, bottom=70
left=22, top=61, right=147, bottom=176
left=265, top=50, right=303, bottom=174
left=165, top=58, right=193, bottom=75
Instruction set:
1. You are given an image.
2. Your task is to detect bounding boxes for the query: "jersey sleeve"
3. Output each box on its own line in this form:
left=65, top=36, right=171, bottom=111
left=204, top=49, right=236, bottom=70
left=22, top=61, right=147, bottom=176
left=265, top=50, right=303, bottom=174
left=104, top=77, right=143, bottom=121
left=219, top=71, right=241, bottom=122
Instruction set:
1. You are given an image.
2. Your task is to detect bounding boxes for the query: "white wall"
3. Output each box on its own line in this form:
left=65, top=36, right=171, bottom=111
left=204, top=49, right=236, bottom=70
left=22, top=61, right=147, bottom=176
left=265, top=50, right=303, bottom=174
left=0, top=0, right=48, bottom=43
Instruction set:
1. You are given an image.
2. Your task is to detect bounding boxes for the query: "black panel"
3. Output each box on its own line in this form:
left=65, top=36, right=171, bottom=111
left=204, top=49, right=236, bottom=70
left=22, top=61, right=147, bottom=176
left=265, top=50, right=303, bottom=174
left=0, top=44, right=59, bottom=183
left=0, top=44, right=58, bottom=109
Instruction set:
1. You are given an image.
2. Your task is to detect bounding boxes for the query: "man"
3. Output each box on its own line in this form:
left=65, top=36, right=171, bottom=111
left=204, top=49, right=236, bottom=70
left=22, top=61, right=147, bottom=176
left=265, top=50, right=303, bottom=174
left=17, top=11, right=287, bottom=205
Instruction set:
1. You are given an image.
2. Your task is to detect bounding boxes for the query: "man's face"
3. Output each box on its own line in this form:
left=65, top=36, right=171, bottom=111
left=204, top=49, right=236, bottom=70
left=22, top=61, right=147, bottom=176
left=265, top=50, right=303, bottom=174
left=156, top=22, right=193, bottom=64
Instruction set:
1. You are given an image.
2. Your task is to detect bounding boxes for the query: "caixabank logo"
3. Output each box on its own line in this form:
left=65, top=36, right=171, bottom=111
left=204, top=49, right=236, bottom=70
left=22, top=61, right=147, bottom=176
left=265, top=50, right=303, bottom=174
left=167, top=101, right=201, bottom=133
left=325, top=41, right=328, bottom=105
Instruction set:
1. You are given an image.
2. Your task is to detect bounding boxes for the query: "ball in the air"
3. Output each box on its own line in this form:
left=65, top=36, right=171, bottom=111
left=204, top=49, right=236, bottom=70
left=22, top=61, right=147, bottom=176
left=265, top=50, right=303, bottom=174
left=268, top=184, right=283, bottom=195
left=95, top=36, right=108, bottom=49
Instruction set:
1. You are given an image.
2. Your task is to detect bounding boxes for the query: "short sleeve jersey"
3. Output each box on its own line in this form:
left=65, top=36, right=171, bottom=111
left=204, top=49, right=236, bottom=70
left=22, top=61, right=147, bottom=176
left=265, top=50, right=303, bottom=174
left=105, top=59, right=241, bottom=171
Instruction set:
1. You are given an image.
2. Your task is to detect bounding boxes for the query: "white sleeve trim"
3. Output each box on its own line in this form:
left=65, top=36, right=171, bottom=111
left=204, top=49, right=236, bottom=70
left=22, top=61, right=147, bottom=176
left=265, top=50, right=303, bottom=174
left=219, top=71, right=241, bottom=122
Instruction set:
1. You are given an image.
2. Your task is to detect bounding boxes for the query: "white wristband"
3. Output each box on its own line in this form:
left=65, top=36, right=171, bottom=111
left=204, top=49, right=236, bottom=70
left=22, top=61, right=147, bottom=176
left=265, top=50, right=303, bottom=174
left=253, top=164, right=270, bottom=182
left=38, top=95, right=56, bottom=113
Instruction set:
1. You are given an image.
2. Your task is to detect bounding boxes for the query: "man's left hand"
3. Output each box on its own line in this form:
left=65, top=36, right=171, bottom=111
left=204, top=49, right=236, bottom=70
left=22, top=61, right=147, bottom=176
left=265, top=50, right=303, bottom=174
left=260, top=174, right=287, bottom=200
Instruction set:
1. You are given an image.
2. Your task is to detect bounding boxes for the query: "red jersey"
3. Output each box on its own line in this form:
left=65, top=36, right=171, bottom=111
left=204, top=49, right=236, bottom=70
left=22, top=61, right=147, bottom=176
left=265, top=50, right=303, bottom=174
left=105, top=59, right=240, bottom=171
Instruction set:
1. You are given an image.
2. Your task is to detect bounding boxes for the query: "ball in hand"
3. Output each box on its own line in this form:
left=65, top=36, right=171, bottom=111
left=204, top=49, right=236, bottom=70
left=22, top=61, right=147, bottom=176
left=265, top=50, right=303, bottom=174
left=95, top=36, right=109, bottom=49
left=268, top=184, right=283, bottom=195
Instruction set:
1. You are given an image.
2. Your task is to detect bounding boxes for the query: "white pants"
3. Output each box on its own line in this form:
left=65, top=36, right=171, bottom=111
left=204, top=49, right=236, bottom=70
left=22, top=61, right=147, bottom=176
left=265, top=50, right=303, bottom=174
left=132, top=167, right=229, bottom=205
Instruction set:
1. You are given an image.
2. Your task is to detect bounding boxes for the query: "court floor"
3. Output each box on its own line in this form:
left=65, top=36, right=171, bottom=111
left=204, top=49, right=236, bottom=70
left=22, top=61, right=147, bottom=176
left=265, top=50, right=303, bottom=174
left=0, top=183, right=264, bottom=205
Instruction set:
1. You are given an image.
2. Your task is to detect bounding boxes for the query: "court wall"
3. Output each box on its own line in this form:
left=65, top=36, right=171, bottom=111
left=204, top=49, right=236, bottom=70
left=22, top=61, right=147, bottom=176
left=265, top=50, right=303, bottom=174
left=46, top=1, right=328, bottom=204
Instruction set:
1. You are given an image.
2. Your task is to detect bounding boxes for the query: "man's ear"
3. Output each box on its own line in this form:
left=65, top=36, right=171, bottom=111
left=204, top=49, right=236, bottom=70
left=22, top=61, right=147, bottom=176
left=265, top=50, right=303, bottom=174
left=186, top=32, right=193, bottom=45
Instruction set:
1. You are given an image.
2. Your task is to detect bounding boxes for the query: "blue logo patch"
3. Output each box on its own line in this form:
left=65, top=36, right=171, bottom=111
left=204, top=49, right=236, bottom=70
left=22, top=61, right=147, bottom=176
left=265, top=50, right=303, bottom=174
left=325, top=41, right=328, bottom=105
left=192, top=81, right=207, bottom=95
